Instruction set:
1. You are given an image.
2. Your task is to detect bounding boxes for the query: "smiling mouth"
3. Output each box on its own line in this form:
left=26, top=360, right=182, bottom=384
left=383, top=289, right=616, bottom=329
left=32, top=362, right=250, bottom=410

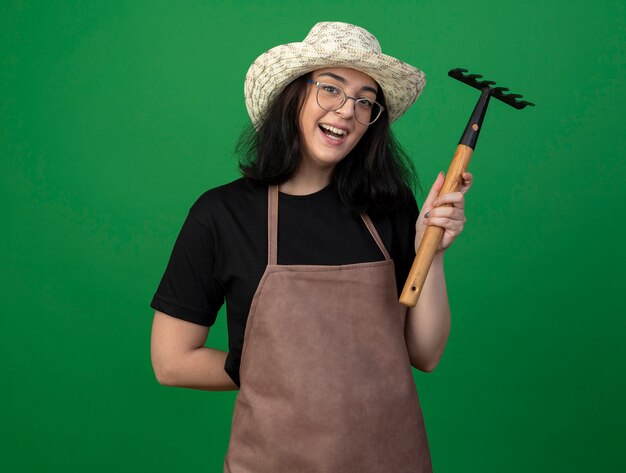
left=319, top=123, right=348, bottom=141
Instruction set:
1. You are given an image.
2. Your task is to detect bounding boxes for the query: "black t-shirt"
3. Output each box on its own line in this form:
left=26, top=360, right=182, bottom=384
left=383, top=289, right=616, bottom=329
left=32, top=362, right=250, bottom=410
left=151, top=177, right=420, bottom=386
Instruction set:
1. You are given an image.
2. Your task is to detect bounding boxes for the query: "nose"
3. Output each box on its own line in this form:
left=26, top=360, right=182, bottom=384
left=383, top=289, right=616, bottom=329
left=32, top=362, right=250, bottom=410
left=335, top=97, right=356, bottom=119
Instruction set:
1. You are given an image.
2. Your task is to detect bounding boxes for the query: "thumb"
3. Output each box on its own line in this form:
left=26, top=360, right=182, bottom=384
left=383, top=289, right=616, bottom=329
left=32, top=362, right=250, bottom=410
left=421, top=171, right=445, bottom=214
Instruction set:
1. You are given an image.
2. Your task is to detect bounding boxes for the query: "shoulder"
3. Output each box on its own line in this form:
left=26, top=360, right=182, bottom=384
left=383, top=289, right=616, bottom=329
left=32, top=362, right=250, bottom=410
left=395, top=190, right=419, bottom=217
left=373, top=189, right=419, bottom=225
left=190, top=178, right=265, bottom=211
left=189, top=178, right=267, bottom=226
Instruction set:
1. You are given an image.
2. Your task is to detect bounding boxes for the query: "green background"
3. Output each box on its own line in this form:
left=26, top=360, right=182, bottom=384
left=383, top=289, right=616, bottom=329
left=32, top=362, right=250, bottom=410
left=2, top=0, right=624, bottom=471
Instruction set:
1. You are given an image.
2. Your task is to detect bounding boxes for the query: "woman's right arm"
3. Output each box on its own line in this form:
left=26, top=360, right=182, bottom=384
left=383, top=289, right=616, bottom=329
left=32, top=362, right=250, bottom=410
left=150, top=310, right=238, bottom=391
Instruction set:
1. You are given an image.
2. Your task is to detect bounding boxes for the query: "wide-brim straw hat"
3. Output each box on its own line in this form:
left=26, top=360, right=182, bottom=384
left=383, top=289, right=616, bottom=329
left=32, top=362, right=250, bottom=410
left=244, top=21, right=426, bottom=128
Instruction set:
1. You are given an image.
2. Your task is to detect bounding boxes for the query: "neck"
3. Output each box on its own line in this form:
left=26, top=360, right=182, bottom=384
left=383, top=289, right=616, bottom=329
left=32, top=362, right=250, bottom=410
left=279, top=164, right=334, bottom=196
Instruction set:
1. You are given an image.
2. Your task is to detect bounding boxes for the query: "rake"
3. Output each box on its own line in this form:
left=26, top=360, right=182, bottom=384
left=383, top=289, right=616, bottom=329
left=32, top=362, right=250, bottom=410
left=400, top=68, right=535, bottom=307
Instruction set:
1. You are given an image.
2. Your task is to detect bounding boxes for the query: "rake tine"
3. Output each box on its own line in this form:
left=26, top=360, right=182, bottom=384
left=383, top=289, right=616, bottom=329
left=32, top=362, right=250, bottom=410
left=448, top=68, right=535, bottom=110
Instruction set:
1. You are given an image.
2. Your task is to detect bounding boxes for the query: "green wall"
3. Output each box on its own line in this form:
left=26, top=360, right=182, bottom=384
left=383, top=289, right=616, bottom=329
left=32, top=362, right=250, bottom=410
left=2, top=1, right=624, bottom=471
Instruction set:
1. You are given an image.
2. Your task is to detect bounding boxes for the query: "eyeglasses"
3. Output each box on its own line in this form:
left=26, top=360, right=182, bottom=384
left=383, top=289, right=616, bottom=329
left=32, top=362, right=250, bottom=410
left=306, top=79, right=385, bottom=125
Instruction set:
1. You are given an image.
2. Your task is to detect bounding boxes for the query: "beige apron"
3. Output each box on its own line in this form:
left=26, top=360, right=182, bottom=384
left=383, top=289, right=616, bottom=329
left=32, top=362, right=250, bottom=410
left=224, top=186, right=432, bottom=473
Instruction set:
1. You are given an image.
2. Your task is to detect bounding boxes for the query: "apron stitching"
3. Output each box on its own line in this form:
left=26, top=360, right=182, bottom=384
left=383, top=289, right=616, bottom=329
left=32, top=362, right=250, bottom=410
left=237, top=268, right=275, bottom=378
left=266, top=260, right=394, bottom=273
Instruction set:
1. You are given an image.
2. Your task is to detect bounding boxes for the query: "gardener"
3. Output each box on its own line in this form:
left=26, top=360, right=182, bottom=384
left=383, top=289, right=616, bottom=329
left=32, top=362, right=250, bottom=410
left=150, top=21, right=472, bottom=472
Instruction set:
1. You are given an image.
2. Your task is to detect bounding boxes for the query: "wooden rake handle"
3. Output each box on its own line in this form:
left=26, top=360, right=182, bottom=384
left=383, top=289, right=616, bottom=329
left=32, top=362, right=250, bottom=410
left=399, top=144, right=473, bottom=307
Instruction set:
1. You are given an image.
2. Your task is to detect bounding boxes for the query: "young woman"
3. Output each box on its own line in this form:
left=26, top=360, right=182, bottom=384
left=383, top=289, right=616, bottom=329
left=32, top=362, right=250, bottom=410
left=151, top=22, right=472, bottom=472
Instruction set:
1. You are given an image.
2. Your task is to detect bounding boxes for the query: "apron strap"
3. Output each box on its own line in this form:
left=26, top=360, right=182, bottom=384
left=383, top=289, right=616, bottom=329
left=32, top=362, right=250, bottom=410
left=267, top=185, right=392, bottom=264
left=268, top=185, right=279, bottom=265
left=361, top=214, right=392, bottom=261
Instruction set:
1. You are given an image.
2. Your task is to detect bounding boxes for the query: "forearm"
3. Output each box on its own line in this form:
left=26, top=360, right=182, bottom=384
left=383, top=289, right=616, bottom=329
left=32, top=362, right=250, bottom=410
left=151, top=311, right=239, bottom=391
left=153, top=345, right=238, bottom=391
left=404, top=252, right=451, bottom=372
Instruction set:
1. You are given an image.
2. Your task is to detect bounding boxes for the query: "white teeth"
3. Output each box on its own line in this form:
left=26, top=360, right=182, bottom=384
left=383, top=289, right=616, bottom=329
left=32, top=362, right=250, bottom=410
left=320, top=124, right=347, bottom=136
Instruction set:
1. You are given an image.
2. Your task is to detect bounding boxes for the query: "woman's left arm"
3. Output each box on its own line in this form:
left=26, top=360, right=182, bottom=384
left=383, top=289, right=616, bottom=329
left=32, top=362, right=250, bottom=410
left=404, top=171, right=473, bottom=372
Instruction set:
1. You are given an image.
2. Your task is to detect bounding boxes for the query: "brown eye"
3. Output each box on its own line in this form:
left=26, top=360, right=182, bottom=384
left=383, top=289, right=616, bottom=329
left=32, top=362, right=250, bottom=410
left=356, top=98, right=374, bottom=110
left=321, top=84, right=341, bottom=95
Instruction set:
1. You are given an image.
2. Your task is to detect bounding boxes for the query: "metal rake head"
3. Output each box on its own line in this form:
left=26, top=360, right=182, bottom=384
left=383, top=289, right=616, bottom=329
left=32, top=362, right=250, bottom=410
left=448, top=68, right=535, bottom=110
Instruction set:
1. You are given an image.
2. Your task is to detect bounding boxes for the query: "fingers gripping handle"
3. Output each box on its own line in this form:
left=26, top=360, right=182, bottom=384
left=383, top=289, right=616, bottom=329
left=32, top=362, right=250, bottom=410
left=399, top=144, right=474, bottom=307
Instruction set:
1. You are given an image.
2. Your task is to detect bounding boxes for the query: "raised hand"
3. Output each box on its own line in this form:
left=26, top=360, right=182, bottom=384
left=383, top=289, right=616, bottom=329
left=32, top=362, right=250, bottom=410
left=415, top=171, right=473, bottom=253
